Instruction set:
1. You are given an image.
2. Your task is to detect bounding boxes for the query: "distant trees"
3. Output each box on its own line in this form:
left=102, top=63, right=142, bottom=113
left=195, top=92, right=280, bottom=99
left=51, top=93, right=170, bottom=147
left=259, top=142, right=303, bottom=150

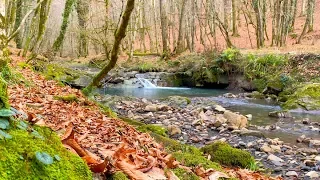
left=88, top=0, right=135, bottom=88
left=298, top=0, right=315, bottom=43
left=4, top=0, right=317, bottom=59
left=0, top=0, right=45, bottom=108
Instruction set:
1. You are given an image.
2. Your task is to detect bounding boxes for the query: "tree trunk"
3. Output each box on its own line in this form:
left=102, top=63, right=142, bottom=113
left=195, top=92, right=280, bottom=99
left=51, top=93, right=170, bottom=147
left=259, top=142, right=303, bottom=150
left=88, top=0, right=135, bottom=88
left=14, top=0, right=23, bottom=49
left=232, top=0, right=239, bottom=36
left=76, top=0, right=89, bottom=57
left=300, top=0, right=306, bottom=16
left=52, top=0, right=76, bottom=55
left=160, top=0, right=169, bottom=58
left=298, top=0, right=314, bottom=43
left=176, top=0, right=187, bottom=54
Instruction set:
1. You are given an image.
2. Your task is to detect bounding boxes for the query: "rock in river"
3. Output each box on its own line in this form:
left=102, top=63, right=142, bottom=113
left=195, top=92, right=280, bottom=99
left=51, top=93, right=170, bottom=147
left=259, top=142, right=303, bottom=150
left=223, top=111, right=247, bottom=129
left=285, top=171, right=298, bottom=177
left=267, top=154, right=284, bottom=166
left=305, top=171, right=319, bottom=179
left=168, top=125, right=182, bottom=136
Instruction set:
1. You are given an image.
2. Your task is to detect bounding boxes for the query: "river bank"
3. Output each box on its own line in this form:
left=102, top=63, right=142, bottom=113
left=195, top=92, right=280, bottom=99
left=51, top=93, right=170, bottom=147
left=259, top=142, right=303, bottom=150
left=94, top=92, right=320, bottom=179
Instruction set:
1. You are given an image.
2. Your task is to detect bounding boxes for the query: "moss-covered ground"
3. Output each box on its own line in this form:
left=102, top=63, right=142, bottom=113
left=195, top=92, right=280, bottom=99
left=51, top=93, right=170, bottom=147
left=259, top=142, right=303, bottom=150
left=201, top=141, right=255, bottom=169
left=0, top=120, right=92, bottom=179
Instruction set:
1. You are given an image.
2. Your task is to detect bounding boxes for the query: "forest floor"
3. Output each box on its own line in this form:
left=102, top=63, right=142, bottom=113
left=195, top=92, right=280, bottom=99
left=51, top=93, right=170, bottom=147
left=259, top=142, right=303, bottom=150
left=6, top=51, right=284, bottom=179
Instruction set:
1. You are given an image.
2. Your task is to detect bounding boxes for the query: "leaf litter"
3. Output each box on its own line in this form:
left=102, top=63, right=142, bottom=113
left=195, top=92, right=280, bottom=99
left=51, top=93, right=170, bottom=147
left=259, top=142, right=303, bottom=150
left=8, top=55, right=282, bottom=179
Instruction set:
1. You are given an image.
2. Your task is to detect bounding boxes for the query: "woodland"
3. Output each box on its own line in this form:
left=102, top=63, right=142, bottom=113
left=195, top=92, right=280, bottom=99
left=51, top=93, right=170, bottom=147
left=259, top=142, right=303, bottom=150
left=0, top=0, right=320, bottom=179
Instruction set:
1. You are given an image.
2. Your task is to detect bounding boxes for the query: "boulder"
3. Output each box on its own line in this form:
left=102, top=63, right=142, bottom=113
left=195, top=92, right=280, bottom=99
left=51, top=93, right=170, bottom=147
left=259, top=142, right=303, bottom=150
left=223, top=111, right=247, bottom=129
left=305, top=171, right=319, bottom=179
left=268, top=111, right=292, bottom=118
left=158, top=115, right=167, bottom=120
left=298, top=148, right=318, bottom=155
left=310, top=140, right=320, bottom=148
left=261, top=145, right=273, bottom=153
left=145, top=105, right=157, bottom=112
left=214, top=105, right=226, bottom=113
left=167, top=125, right=182, bottom=136
left=267, top=154, right=284, bottom=166
left=199, top=111, right=210, bottom=121
left=245, top=114, right=253, bottom=121
left=285, top=171, right=298, bottom=177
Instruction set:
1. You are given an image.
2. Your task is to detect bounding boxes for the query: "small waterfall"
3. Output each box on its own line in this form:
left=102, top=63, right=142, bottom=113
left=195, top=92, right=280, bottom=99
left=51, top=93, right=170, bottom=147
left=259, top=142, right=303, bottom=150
left=137, top=78, right=157, bottom=88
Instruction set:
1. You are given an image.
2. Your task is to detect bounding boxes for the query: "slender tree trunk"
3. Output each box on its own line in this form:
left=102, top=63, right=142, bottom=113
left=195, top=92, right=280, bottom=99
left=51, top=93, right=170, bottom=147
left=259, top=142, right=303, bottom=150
left=52, top=0, right=76, bottom=56
left=14, top=0, right=23, bottom=49
left=152, top=0, right=159, bottom=53
left=298, top=0, right=314, bottom=43
left=176, top=0, right=187, bottom=54
left=232, top=0, right=239, bottom=36
left=76, top=0, right=89, bottom=57
left=300, top=0, right=306, bottom=16
left=88, top=0, right=135, bottom=88
left=159, top=0, right=169, bottom=58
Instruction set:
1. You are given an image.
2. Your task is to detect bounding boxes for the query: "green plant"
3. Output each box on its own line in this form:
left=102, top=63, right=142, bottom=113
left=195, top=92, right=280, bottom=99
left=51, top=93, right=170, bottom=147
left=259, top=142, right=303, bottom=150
left=201, top=141, right=255, bottom=168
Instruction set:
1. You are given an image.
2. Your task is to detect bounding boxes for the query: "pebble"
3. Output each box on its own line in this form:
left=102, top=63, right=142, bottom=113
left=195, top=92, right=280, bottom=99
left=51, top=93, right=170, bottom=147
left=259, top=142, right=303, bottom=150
left=285, top=171, right=298, bottom=177
left=305, top=171, right=319, bottom=178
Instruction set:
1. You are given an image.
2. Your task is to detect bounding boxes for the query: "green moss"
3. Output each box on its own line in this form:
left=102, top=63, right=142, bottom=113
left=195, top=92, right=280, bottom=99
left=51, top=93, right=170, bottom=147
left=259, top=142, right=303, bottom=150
left=54, top=94, right=78, bottom=103
left=106, top=172, right=129, bottom=180
left=0, top=76, right=9, bottom=109
left=173, top=152, right=221, bottom=170
left=282, top=83, right=320, bottom=110
left=201, top=141, right=255, bottom=169
left=137, top=124, right=168, bottom=137
left=172, top=168, right=200, bottom=180
left=0, top=123, right=92, bottom=179
left=98, top=104, right=118, bottom=118
left=17, top=62, right=31, bottom=69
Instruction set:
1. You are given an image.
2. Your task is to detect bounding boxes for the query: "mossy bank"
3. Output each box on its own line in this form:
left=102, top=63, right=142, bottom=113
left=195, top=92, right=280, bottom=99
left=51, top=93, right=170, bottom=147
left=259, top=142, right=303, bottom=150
left=0, top=121, right=92, bottom=179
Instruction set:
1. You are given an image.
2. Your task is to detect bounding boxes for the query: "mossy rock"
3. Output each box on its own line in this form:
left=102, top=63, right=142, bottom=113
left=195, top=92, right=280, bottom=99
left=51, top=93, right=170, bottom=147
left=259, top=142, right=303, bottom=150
left=137, top=124, right=168, bottom=137
left=54, top=94, right=79, bottom=103
left=0, top=124, right=92, bottom=179
left=106, top=172, right=129, bottom=180
left=282, top=83, right=320, bottom=110
left=201, top=141, right=255, bottom=169
left=249, top=91, right=265, bottom=99
left=172, top=168, right=200, bottom=180
left=164, top=96, right=191, bottom=108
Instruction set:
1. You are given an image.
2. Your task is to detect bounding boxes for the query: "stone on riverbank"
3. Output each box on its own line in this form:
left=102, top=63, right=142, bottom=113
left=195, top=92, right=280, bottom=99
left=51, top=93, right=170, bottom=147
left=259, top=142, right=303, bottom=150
left=267, top=154, right=284, bottom=166
left=223, top=111, right=247, bottom=129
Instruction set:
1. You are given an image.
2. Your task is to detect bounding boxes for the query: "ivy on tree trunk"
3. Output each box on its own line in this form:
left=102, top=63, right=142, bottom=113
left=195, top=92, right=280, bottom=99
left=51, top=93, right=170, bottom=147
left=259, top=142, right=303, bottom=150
left=52, top=0, right=76, bottom=55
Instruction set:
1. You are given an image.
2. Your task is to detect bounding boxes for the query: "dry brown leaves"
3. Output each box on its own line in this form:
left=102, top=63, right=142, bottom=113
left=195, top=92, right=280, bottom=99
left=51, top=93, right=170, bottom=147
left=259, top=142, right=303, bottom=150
left=8, top=57, right=179, bottom=178
left=8, top=55, right=282, bottom=180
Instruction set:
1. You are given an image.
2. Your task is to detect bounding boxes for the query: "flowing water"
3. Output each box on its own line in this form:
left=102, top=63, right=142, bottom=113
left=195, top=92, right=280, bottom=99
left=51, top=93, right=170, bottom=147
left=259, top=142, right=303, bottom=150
left=101, top=78, right=320, bottom=145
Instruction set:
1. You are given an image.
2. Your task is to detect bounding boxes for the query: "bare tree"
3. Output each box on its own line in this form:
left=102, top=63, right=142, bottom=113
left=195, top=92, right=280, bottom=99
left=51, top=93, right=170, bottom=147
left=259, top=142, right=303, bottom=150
left=159, top=0, right=169, bottom=58
left=87, top=0, right=135, bottom=89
